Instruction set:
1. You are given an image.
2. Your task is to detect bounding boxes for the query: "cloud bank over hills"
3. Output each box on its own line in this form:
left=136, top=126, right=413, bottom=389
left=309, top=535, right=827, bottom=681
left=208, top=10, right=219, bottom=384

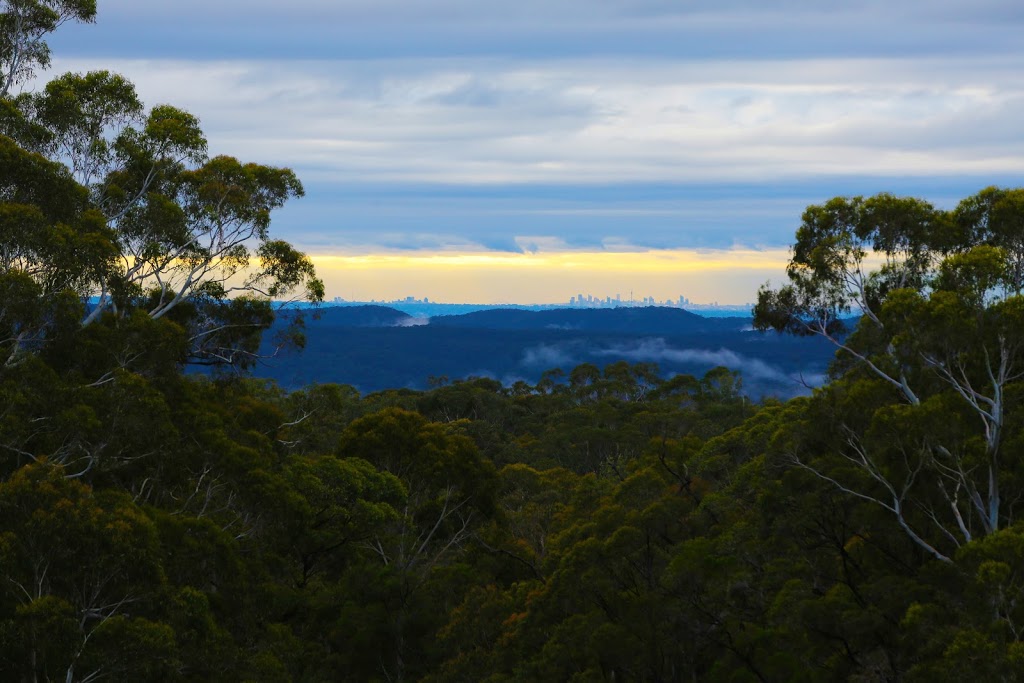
left=43, top=0, right=1024, bottom=261
left=34, top=0, right=1024, bottom=308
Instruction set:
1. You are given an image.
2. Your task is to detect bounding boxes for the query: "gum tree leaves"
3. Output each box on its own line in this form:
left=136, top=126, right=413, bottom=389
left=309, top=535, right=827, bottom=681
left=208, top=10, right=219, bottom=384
left=755, top=188, right=1024, bottom=560
left=0, top=0, right=97, bottom=98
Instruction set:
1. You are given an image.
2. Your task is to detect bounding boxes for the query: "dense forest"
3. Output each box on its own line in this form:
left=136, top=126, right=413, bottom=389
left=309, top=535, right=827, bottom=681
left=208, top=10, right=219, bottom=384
left=5, top=3, right=1024, bottom=681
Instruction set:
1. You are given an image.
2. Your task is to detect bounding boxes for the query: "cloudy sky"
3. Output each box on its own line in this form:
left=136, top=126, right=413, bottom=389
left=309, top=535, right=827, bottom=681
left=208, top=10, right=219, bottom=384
left=48, top=0, right=1024, bottom=304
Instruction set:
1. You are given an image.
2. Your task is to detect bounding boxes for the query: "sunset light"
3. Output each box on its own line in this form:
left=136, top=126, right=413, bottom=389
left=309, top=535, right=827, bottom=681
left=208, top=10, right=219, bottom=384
left=311, top=247, right=790, bottom=304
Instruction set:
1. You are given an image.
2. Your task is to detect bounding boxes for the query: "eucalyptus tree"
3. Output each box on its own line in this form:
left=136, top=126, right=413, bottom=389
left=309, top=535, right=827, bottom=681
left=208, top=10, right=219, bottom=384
left=337, top=408, right=497, bottom=681
left=0, top=0, right=96, bottom=98
left=0, top=463, right=176, bottom=682
left=755, top=189, right=1024, bottom=561
left=0, top=9, right=323, bottom=370
left=0, top=132, right=110, bottom=364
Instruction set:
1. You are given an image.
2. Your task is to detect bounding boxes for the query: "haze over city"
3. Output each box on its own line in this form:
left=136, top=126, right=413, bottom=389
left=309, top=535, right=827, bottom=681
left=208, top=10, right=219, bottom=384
left=47, top=0, right=1024, bottom=303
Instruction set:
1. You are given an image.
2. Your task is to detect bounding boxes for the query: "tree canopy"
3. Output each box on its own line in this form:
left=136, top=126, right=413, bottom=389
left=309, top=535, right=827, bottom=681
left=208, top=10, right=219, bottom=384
left=1, top=9, right=323, bottom=372
left=755, top=188, right=1024, bottom=561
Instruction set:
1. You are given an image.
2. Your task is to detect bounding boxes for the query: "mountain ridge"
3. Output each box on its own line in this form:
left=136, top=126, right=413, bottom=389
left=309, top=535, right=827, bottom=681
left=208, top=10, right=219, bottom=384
left=427, top=305, right=747, bottom=333
left=255, top=304, right=830, bottom=398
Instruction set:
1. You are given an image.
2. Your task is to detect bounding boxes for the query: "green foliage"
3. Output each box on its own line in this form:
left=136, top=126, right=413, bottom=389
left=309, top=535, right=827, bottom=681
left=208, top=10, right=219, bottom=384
left=0, top=1, right=97, bottom=98
left=1, top=5, right=321, bottom=374
left=755, top=187, right=1024, bottom=566
left=0, top=464, right=175, bottom=681
left=2, top=338, right=1023, bottom=681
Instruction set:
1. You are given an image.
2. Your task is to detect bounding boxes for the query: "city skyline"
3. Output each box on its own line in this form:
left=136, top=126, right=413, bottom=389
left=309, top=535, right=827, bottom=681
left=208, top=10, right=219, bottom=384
left=309, top=246, right=784, bottom=305
left=333, top=291, right=737, bottom=309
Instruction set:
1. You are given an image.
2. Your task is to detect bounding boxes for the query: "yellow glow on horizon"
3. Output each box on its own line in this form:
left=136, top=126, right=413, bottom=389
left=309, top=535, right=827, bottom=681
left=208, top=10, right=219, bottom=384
left=309, top=247, right=792, bottom=305
left=313, top=248, right=787, bottom=270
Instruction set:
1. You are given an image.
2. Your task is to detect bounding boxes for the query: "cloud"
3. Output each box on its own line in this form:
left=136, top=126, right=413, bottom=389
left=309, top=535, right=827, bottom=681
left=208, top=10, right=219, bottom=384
left=392, top=316, right=429, bottom=327
left=593, top=338, right=811, bottom=385
left=521, top=344, right=575, bottom=369
left=48, top=55, right=1024, bottom=191
left=34, top=0, right=1024, bottom=288
left=56, top=1, right=1024, bottom=62
left=514, top=338, right=824, bottom=397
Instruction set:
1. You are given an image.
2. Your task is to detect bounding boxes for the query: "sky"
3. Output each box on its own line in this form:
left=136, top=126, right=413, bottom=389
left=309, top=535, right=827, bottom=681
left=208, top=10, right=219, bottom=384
left=46, top=0, right=1024, bottom=304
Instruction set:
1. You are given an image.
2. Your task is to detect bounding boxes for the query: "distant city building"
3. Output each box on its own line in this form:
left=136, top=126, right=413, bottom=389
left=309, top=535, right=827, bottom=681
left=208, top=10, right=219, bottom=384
left=561, top=292, right=703, bottom=309
left=327, top=293, right=750, bottom=314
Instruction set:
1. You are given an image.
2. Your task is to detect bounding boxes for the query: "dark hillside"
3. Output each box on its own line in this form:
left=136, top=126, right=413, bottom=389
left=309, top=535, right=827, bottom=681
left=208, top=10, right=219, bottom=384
left=311, top=304, right=413, bottom=328
left=429, top=305, right=746, bottom=334
left=259, top=310, right=834, bottom=397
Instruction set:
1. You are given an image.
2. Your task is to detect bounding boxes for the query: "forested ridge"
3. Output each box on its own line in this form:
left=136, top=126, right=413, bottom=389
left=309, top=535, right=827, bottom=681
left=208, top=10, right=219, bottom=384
left=249, top=304, right=835, bottom=398
left=5, top=3, right=1024, bottom=681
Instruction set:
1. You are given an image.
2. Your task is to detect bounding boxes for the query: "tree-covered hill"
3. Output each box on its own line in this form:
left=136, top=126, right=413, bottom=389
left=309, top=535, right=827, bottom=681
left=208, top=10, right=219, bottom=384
left=311, top=305, right=414, bottom=328
left=254, top=306, right=835, bottom=398
left=427, top=305, right=743, bottom=334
